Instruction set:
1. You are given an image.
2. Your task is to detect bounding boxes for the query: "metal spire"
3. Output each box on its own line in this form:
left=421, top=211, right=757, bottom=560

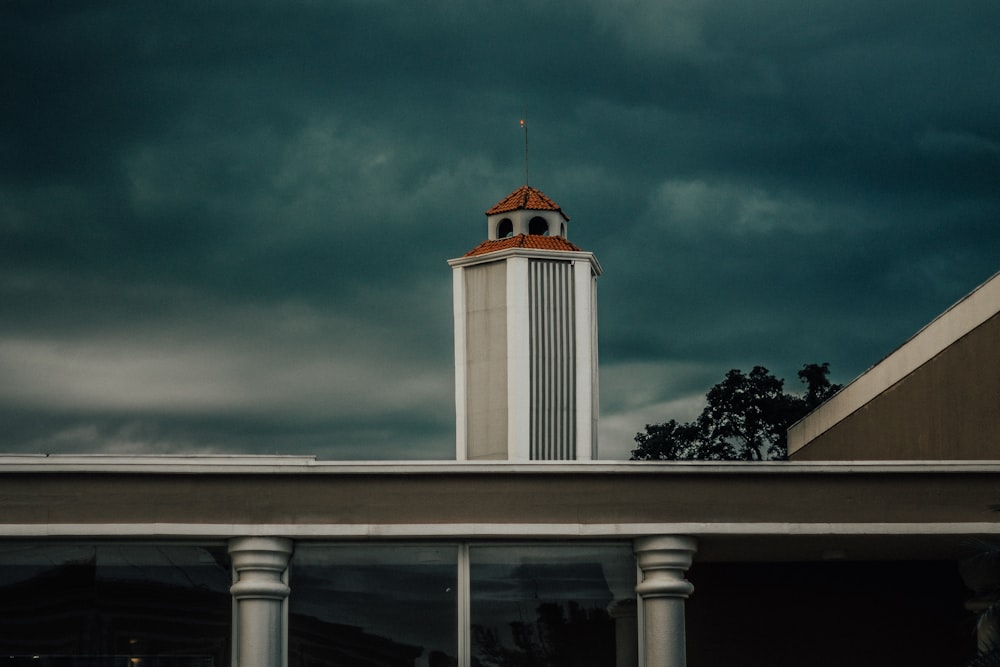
left=520, top=109, right=529, bottom=186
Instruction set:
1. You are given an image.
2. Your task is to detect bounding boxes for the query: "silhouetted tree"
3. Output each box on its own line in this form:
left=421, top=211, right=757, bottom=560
left=631, top=363, right=841, bottom=461
left=631, top=419, right=700, bottom=461
left=798, top=361, right=839, bottom=408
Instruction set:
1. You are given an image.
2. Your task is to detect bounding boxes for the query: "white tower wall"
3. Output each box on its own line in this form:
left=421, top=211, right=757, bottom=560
left=451, top=248, right=601, bottom=461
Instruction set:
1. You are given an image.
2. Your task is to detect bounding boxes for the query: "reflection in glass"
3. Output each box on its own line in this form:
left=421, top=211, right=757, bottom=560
left=470, top=544, right=636, bottom=667
left=0, top=543, right=231, bottom=666
left=289, top=544, right=458, bottom=667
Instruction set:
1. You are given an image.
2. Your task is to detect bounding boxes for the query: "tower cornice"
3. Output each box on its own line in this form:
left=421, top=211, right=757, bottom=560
left=448, top=245, right=603, bottom=276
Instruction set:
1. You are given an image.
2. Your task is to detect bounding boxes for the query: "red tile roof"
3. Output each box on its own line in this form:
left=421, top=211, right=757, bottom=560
left=464, top=234, right=583, bottom=257
left=486, top=185, right=569, bottom=221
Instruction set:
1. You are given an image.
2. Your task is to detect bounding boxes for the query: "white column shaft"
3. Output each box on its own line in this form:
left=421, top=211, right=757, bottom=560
left=236, top=600, right=284, bottom=667
left=642, top=597, right=687, bottom=667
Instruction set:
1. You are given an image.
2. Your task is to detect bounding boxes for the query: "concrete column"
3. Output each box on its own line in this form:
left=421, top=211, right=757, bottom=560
left=229, top=537, right=294, bottom=667
left=609, top=598, right=638, bottom=667
left=634, top=536, right=697, bottom=667
left=966, top=596, right=1000, bottom=655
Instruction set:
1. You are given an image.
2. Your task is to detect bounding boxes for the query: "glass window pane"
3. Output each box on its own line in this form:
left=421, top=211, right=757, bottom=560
left=0, top=543, right=231, bottom=667
left=290, top=544, right=458, bottom=667
left=470, top=544, right=636, bottom=667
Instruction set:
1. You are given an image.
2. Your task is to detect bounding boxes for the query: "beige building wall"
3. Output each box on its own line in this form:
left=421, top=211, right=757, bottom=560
left=792, top=312, right=1000, bottom=461
left=464, top=261, right=509, bottom=459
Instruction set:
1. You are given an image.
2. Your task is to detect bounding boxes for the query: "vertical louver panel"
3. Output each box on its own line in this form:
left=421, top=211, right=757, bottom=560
left=529, top=260, right=576, bottom=459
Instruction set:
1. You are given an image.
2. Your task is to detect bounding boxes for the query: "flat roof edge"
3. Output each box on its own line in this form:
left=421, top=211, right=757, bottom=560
left=4, top=456, right=1000, bottom=475
left=2, top=521, right=1000, bottom=540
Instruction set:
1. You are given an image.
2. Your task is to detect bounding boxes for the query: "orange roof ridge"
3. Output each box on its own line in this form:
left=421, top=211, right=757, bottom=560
left=463, top=234, right=583, bottom=257
left=486, top=185, right=569, bottom=221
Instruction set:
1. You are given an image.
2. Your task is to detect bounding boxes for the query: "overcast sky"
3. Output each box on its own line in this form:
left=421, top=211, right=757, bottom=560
left=2, top=1, right=998, bottom=460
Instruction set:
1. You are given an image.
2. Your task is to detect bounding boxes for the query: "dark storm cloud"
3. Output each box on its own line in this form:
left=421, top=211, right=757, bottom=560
left=2, top=0, right=998, bottom=459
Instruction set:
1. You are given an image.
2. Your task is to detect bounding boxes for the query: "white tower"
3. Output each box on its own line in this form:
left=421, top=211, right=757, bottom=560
left=449, top=185, right=602, bottom=461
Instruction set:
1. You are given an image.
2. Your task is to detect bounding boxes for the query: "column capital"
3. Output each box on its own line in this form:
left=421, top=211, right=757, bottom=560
left=229, top=536, right=293, bottom=601
left=634, top=535, right=697, bottom=599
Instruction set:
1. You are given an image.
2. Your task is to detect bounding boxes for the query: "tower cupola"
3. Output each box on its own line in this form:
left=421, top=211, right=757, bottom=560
left=485, top=185, right=570, bottom=240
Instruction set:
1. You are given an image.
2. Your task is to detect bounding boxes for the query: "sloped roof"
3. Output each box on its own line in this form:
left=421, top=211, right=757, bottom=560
left=464, top=234, right=583, bottom=257
left=788, top=269, right=1000, bottom=461
left=486, top=185, right=570, bottom=221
